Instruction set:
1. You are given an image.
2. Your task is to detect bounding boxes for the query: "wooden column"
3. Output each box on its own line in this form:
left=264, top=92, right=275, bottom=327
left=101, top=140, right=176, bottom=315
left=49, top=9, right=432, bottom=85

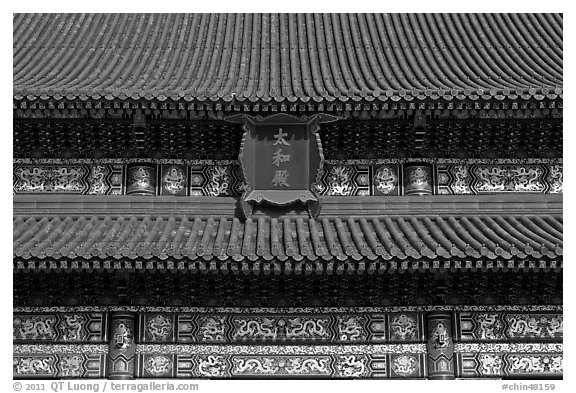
left=107, top=312, right=136, bottom=379
left=426, top=312, right=455, bottom=380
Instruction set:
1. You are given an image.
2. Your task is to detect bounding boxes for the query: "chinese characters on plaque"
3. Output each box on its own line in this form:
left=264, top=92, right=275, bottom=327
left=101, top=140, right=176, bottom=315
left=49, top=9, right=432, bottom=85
left=271, top=129, right=291, bottom=187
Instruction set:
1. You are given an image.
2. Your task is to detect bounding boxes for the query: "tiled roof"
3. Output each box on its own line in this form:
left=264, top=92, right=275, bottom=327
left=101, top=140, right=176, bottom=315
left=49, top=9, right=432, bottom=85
left=13, top=14, right=563, bottom=103
left=13, top=215, right=562, bottom=272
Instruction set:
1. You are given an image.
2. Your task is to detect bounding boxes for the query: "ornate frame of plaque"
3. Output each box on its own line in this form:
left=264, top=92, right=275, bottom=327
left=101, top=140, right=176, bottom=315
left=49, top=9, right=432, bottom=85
left=237, top=114, right=325, bottom=218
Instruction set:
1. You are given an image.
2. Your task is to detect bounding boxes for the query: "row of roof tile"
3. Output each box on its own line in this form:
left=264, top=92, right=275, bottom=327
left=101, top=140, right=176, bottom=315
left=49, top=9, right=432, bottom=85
left=13, top=215, right=562, bottom=263
left=13, top=13, right=563, bottom=102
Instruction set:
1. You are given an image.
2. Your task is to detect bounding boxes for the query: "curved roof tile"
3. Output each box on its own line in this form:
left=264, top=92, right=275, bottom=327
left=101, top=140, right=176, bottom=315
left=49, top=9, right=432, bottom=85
left=13, top=13, right=563, bottom=102
left=14, top=215, right=562, bottom=271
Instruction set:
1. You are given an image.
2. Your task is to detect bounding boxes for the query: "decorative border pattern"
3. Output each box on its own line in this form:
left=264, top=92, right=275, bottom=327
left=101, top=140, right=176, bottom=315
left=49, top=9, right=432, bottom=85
left=13, top=305, right=563, bottom=314
left=13, top=160, right=562, bottom=196
left=14, top=344, right=109, bottom=354
left=454, top=343, right=562, bottom=353
left=136, top=344, right=427, bottom=355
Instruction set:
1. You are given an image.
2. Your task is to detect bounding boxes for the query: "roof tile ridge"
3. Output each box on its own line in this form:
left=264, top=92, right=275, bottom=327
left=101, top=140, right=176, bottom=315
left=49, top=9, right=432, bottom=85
left=188, top=14, right=220, bottom=94
left=303, top=13, right=329, bottom=98
left=338, top=14, right=371, bottom=94
left=172, top=14, right=206, bottom=94
left=242, top=13, right=261, bottom=99
left=310, top=14, right=338, bottom=97
left=443, top=14, right=501, bottom=90
left=515, top=216, right=562, bottom=254
left=465, top=216, right=514, bottom=257
left=206, top=14, right=237, bottom=98
left=255, top=13, right=271, bottom=99
left=219, top=13, right=246, bottom=99
left=181, top=217, right=203, bottom=257
left=468, top=13, right=536, bottom=90
left=212, top=217, right=229, bottom=258
left=359, top=218, right=390, bottom=259
left=13, top=14, right=66, bottom=84
left=507, top=14, right=563, bottom=80
left=154, top=216, right=175, bottom=257
left=166, top=216, right=188, bottom=257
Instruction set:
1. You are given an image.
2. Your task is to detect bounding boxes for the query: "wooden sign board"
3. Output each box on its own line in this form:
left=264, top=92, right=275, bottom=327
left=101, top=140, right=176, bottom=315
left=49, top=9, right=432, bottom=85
left=237, top=114, right=325, bottom=218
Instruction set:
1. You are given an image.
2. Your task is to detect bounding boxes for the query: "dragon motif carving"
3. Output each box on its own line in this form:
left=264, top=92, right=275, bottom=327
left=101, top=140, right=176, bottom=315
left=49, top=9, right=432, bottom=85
left=233, top=317, right=278, bottom=340
left=327, top=166, right=354, bottom=196
left=547, top=165, right=562, bottom=193
left=374, top=165, right=398, bottom=194
left=59, top=355, right=83, bottom=377
left=14, top=357, right=53, bottom=376
left=232, top=356, right=330, bottom=376
left=87, top=165, right=109, bottom=195
left=508, top=355, right=563, bottom=374
left=478, top=354, right=503, bottom=375
left=451, top=165, right=472, bottom=194
left=390, top=314, right=417, bottom=341
left=473, top=165, right=545, bottom=192
left=336, top=355, right=367, bottom=377
left=337, top=316, right=366, bottom=341
left=146, top=314, right=173, bottom=342
left=476, top=313, right=504, bottom=340
left=162, top=166, right=186, bottom=195
left=197, top=316, right=226, bottom=342
left=207, top=166, right=231, bottom=196
left=506, top=315, right=563, bottom=338
left=198, top=355, right=227, bottom=377
left=14, top=316, right=57, bottom=340
left=391, top=355, right=417, bottom=376
left=60, top=314, right=87, bottom=341
left=285, top=317, right=330, bottom=340
left=14, top=166, right=86, bottom=193
left=144, top=355, right=172, bottom=376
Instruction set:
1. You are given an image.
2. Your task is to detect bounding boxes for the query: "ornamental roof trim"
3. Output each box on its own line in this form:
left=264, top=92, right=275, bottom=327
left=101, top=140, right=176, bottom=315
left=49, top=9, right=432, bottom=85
left=13, top=214, right=562, bottom=267
left=13, top=14, right=563, bottom=103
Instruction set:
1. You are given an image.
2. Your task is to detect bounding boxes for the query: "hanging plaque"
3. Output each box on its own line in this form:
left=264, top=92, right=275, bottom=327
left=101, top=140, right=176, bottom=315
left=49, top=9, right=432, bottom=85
left=237, top=114, right=325, bottom=218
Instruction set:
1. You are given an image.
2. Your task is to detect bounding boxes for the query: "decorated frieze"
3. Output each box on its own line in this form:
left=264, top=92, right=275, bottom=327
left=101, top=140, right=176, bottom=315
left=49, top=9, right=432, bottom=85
left=14, top=160, right=562, bottom=196
left=12, top=306, right=563, bottom=379
left=13, top=354, right=106, bottom=379
left=190, top=164, right=243, bottom=196
left=13, top=313, right=107, bottom=342
left=455, top=313, right=563, bottom=341
left=13, top=164, right=123, bottom=195
left=136, top=313, right=425, bottom=344
left=437, top=163, right=562, bottom=194
left=136, top=350, right=426, bottom=379
left=456, top=352, right=563, bottom=378
left=472, top=165, right=546, bottom=193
